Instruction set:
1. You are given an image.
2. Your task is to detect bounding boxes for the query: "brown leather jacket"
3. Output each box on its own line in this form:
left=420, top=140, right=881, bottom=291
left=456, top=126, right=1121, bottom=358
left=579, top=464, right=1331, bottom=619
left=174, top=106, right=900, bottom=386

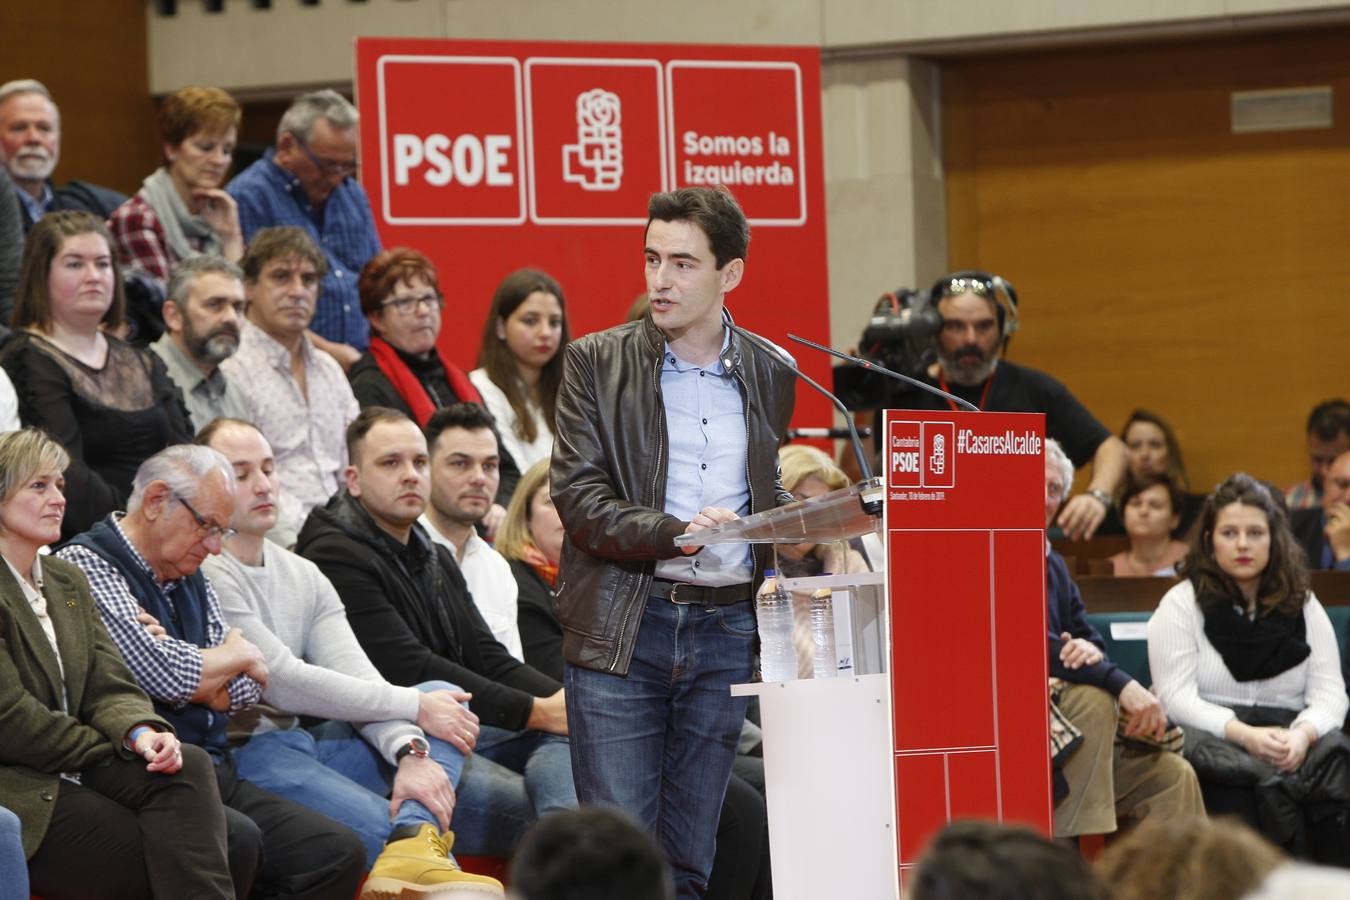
left=550, top=311, right=796, bottom=676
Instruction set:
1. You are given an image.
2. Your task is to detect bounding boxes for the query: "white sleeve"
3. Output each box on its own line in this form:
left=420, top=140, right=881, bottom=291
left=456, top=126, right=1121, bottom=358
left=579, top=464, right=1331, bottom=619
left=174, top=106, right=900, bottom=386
left=1293, top=595, right=1349, bottom=738
left=0, top=368, right=18, bottom=431
left=1147, top=582, right=1236, bottom=738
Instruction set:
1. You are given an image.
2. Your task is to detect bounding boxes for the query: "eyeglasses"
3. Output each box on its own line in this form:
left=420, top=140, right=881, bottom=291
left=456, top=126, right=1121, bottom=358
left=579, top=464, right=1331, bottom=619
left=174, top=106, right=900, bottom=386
left=178, top=496, right=238, bottom=542
left=941, top=277, right=992, bottom=298
left=291, top=133, right=358, bottom=178
left=380, top=293, right=444, bottom=315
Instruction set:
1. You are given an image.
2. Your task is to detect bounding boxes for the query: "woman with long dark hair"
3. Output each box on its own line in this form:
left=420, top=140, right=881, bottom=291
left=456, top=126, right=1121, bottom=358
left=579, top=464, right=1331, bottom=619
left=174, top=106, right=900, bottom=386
left=469, top=268, right=569, bottom=471
left=1148, top=473, right=1350, bottom=863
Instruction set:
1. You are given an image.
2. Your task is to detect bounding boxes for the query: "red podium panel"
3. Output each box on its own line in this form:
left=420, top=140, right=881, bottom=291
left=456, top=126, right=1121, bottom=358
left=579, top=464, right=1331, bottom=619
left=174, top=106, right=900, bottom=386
left=885, top=410, right=1051, bottom=884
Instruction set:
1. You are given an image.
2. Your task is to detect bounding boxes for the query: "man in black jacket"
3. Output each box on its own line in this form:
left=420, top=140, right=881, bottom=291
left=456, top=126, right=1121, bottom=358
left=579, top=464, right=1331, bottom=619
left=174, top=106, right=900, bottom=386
left=298, top=407, right=575, bottom=856
left=551, top=187, right=795, bottom=899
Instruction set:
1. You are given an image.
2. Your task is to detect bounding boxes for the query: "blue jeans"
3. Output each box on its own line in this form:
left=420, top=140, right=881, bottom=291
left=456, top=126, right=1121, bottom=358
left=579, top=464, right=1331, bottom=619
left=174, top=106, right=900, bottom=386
left=565, top=594, right=755, bottom=900
left=230, top=680, right=466, bottom=867
left=451, top=725, right=578, bottom=857
left=0, top=806, right=27, bottom=900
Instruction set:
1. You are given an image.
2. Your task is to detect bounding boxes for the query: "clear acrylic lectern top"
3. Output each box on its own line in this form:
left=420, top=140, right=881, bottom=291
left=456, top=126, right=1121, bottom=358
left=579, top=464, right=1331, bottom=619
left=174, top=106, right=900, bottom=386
left=673, top=476, right=885, bottom=548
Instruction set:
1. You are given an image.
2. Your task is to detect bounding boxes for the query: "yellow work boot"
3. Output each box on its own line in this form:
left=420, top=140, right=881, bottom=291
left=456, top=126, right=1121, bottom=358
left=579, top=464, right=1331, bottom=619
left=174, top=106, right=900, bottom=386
left=361, top=823, right=504, bottom=898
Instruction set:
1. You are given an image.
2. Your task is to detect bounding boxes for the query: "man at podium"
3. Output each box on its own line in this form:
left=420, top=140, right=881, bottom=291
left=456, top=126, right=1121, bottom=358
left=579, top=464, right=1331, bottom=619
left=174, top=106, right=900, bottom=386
left=551, top=186, right=795, bottom=899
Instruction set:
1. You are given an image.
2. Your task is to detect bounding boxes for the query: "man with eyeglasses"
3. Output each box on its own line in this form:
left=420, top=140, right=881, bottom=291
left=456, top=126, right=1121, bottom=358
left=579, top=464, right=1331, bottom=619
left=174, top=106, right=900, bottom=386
left=890, top=270, right=1127, bottom=540
left=150, top=255, right=255, bottom=432
left=227, top=89, right=381, bottom=372
left=221, top=227, right=360, bottom=546
left=59, top=444, right=369, bottom=900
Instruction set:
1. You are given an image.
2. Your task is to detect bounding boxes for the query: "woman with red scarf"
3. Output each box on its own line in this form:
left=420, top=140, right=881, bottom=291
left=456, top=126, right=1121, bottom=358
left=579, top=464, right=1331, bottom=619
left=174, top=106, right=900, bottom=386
left=348, top=247, right=522, bottom=514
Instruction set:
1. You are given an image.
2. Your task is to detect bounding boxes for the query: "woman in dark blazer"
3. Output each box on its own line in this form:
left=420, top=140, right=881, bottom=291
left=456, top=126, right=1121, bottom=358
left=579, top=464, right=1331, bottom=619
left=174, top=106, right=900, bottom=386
left=0, top=427, right=233, bottom=898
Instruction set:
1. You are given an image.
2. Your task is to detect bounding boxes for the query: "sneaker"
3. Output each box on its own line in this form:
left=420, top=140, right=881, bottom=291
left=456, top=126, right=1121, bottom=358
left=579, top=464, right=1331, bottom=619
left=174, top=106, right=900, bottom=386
left=361, top=824, right=504, bottom=898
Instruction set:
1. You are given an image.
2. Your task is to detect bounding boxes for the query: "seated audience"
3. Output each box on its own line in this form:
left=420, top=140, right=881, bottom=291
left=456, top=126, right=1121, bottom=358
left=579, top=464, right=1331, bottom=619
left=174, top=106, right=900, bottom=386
left=1285, top=399, right=1350, bottom=511
left=197, top=417, right=503, bottom=896
left=349, top=247, right=521, bottom=511
left=470, top=268, right=569, bottom=472
left=1099, top=408, right=1203, bottom=536
left=1107, top=473, right=1190, bottom=576
left=220, top=226, right=359, bottom=546
left=0, top=167, right=19, bottom=322
left=148, top=255, right=253, bottom=431
left=297, top=407, right=576, bottom=856
left=57, top=444, right=368, bottom=898
left=0, top=428, right=235, bottom=898
left=1148, top=473, right=1350, bottom=864
left=1289, top=449, right=1350, bottom=571
left=1044, top=439, right=1204, bottom=839
left=908, top=819, right=1106, bottom=900
left=0, top=79, right=126, bottom=233
left=227, top=89, right=381, bottom=367
left=508, top=807, right=674, bottom=900
left=1095, top=816, right=1285, bottom=900
left=777, top=443, right=872, bottom=577
left=0, top=211, right=192, bottom=541
left=419, top=403, right=523, bottom=659
left=107, top=86, right=243, bottom=296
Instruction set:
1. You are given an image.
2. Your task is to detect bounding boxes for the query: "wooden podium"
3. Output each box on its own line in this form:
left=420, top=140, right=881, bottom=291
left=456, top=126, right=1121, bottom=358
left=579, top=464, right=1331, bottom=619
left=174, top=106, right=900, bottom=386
left=680, top=410, right=1051, bottom=898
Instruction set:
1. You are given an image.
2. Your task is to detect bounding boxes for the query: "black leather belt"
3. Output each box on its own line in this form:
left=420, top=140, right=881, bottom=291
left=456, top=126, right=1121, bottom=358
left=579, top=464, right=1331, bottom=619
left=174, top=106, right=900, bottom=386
left=650, top=579, right=751, bottom=606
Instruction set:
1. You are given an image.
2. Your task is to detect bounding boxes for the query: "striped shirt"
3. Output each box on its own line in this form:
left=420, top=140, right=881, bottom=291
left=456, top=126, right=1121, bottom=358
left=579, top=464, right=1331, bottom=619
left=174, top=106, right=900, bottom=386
left=57, top=514, right=262, bottom=712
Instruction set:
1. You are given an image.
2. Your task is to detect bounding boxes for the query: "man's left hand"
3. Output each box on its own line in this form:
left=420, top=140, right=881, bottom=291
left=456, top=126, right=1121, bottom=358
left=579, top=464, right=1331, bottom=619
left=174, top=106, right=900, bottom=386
left=482, top=504, right=507, bottom=542
left=1057, top=494, right=1108, bottom=541
left=680, top=506, right=739, bottom=556
left=390, top=756, right=456, bottom=832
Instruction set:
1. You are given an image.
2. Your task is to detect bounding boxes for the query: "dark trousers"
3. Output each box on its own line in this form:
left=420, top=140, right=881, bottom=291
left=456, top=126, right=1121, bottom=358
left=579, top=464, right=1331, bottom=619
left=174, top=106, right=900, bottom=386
left=215, top=753, right=367, bottom=899
left=27, top=743, right=234, bottom=899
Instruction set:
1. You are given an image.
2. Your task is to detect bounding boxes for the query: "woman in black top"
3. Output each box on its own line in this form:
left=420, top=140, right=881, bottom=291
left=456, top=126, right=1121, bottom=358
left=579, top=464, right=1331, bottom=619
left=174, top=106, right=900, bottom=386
left=0, top=211, right=191, bottom=540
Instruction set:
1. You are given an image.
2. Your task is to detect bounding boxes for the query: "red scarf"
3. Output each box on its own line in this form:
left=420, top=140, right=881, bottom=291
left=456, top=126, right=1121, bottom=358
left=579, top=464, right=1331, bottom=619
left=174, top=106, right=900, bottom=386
left=367, top=336, right=481, bottom=427
left=519, top=544, right=559, bottom=588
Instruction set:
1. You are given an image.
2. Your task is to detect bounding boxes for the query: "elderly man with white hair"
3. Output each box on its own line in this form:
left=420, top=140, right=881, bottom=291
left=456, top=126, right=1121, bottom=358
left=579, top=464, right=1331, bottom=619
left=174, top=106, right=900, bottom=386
left=1042, top=437, right=1204, bottom=840
left=57, top=444, right=367, bottom=900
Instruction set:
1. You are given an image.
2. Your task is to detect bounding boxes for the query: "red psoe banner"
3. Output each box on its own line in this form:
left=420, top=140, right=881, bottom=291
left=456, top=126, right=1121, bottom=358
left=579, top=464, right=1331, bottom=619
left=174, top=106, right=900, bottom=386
left=355, top=39, right=832, bottom=429
left=884, top=410, right=1052, bottom=887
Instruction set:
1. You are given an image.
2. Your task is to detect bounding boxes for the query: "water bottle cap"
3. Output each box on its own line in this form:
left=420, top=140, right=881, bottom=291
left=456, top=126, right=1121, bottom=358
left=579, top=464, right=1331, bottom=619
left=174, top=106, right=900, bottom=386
left=764, top=568, right=776, bottom=577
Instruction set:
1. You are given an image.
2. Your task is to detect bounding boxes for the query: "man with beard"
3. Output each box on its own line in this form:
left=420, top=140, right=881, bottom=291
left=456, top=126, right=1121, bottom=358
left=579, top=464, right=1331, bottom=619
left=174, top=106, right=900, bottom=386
left=151, top=256, right=255, bottom=431
left=887, top=271, right=1127, bottom=540
left=0, top=79, right=126, bottom=231
left=221, top=227, right=359, bottom=546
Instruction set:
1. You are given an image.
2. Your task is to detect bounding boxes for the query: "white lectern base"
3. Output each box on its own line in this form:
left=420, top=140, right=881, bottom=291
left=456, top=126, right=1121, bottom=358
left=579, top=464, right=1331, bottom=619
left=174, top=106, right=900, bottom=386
left=732, top=673, right=898, bottom=900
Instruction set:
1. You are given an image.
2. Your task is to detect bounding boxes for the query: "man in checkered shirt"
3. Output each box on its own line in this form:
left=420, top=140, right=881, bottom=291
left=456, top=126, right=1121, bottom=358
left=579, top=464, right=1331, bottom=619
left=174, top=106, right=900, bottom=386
left=58, top=443, right=366, bottom=899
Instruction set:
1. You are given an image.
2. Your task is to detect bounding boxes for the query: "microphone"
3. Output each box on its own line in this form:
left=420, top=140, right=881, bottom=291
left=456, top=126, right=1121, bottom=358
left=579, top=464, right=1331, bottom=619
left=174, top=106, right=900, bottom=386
left=731, top=331, right=883, bottom=516
left=786, top=333, right=980, bottom=413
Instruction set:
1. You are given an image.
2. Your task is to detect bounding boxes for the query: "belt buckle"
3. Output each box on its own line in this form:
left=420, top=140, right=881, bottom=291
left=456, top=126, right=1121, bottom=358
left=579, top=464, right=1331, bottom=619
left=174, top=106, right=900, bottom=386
left=668, top=582, right=690, bottom=604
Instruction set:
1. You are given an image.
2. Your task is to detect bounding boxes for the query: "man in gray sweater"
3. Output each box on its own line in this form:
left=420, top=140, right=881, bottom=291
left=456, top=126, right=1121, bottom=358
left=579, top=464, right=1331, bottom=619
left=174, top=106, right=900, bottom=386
left=198, top=417, right=503, bottom=898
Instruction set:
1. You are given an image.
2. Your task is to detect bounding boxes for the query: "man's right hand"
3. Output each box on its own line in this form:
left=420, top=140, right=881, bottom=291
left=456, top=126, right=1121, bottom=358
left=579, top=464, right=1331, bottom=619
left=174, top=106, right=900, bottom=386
left=525, top=689, right=568, bottom=735
left=417, top=690, right=480, bottom=755
left=1326, top=501, right=1350, bottom=563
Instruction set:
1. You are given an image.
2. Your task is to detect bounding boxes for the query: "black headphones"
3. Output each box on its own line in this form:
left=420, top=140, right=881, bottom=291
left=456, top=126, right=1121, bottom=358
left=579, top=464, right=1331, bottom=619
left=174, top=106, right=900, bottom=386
left=926, top=270, right=1020, bottom=344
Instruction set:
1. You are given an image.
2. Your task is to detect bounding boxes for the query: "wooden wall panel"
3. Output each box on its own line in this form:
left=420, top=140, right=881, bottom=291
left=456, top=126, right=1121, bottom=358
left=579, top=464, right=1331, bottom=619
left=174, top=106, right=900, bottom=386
left=943, top=28, right=1350, bottom=494
left=0, top=1, right=159, bottom=196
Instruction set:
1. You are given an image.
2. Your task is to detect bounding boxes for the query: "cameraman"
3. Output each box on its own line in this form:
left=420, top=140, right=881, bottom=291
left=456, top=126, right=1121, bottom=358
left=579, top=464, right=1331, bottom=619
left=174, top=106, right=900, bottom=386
left=875, top=271, right=1126, bottom=541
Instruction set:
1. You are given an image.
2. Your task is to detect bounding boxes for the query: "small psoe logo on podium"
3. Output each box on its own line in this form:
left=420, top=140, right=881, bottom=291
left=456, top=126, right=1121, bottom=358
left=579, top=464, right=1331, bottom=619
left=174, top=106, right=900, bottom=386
left=923, top=422, right=956, bottom=489
left=563, top=88, right=623, bottom=191
left=929, top=433, right=946, bottom=475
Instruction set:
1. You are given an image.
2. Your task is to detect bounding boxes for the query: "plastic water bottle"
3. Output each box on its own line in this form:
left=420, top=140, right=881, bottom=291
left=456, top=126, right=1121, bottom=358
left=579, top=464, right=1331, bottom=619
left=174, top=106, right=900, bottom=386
left=756, top=570, right=796, bottom=683
left=809, top=589, right=837, bottom=679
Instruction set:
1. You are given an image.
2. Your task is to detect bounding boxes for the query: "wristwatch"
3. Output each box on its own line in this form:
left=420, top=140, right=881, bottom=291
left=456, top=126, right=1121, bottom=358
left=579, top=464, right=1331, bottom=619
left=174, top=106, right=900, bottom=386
left=1085, top=488, right=1113, bottom=510
left=394, top=735, right=431, bottom=763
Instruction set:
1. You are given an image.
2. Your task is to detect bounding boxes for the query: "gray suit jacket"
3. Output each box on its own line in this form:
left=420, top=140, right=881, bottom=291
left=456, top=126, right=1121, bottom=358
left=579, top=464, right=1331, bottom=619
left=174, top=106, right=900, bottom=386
left=0, top=555, right=169, bottom=856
